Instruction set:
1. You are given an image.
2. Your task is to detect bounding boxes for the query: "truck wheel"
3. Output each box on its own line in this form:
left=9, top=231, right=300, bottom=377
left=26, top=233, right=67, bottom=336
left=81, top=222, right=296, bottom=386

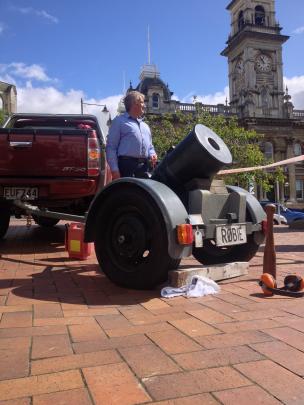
left=0, top=205, right=10, bottom=240
left=94, top=187, right=171, bottom=289
left=193, top=233, right=261, bottom=265
left=32, top=215, right=60, bottom=227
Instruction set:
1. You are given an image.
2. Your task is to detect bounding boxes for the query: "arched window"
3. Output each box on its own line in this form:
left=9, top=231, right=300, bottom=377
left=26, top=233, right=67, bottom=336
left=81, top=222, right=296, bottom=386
left=264, top=141, right=273, bottom=160
left=0, top=96, right=3, bottom=111
left=294, top=143, right=302, bottom=156
left=238, top=11, right=245, bottom=30
left=255, top=5, right=265, bottom=25
left=152, top=93, right=159, bottom=109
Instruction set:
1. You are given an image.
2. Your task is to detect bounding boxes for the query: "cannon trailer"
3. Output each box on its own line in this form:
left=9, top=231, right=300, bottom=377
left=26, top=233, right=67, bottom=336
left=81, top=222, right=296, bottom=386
left=85, top=124, right=266, bottom=290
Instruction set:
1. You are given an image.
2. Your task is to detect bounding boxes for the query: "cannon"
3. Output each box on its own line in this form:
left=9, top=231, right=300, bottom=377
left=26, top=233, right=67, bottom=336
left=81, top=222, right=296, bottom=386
left=85, top=124, right=266, bottom=289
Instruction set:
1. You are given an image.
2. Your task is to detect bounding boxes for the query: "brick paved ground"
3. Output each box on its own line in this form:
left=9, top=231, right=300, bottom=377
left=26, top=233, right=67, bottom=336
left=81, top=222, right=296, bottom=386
left=0, top=219, right=304, bottom=404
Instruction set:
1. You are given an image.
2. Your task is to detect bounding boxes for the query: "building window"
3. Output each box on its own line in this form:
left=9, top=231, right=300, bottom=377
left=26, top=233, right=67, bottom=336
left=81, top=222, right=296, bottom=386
left=238, top=11, right=245, bottom=30
left=152, top=93, right=159, bottom=109
left=0, top=96, right=3, bottom=110
left=261, top=88, right=269, bottom=108
left=296, top=180, right=304, bottom=200
left=264, top=141, right=273, bottom=160
left=255, top=6, right=265, bottom=25
left=294, top=143, right=302, bottom=156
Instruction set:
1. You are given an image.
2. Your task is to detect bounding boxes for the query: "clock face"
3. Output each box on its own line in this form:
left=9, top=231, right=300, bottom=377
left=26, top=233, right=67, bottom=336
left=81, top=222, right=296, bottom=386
left=256, top=54, right=272, bottom=72
left=235, top=59, right=244, bottom=74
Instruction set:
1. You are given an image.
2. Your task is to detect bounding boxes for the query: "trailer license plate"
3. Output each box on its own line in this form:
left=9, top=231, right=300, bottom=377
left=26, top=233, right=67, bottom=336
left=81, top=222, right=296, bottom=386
left=3, top=187, right=38, bottom=200
left=216, top=224, right=247, bottom=247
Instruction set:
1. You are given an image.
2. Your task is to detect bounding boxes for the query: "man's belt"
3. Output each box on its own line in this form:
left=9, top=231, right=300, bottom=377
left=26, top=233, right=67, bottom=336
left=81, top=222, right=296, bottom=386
left=118, top=156, right=148, bottom=163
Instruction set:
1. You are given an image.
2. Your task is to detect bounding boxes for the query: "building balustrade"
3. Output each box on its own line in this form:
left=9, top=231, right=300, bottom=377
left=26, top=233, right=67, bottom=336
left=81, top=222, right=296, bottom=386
left=293, top=110, right=304, bottom=118
left=178, top=102, right=234, bottom=116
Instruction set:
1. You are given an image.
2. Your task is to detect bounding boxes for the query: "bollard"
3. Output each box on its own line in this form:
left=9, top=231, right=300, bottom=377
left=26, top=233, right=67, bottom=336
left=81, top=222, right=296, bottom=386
left=263, top=204, right=276, bottom=278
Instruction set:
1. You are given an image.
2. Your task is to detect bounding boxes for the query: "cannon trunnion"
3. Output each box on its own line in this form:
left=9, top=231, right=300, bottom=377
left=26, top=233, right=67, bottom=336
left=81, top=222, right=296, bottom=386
left=85, top=124, right=266, bottom=289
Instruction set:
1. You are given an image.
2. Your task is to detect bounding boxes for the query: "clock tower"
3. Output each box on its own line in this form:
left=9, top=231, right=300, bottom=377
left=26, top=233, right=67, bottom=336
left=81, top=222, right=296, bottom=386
left=221, top=0, right=289, bottom=118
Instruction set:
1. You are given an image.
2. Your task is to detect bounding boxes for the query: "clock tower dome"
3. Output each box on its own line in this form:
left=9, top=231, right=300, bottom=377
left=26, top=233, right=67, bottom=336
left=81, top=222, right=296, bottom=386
left=221, top=0, right=289, bottom=118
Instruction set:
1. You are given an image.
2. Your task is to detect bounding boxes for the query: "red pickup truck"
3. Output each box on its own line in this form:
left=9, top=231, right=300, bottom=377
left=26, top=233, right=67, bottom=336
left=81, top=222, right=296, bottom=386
left=0, top=113, right=110, bottom=239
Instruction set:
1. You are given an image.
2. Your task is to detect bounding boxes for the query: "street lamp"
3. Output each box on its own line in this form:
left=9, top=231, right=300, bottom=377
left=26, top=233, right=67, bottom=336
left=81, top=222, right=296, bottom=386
left=80, top=98, right=109, bottom=114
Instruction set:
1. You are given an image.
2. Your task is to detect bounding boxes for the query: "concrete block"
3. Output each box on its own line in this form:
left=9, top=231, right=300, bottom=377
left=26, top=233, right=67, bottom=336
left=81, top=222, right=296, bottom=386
left=168, top=262, right=249, bottom=288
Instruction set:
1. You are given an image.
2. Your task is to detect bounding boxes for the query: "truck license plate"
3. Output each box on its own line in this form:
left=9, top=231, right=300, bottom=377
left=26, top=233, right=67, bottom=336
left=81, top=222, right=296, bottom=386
left=3, top=187, right=38, bottom=200
left=216, top=224, right=247, bottom=247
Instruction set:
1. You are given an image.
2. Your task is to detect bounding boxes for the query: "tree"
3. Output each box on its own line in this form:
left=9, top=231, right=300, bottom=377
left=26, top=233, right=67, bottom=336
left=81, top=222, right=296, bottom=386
left=0, top=110, right=5, bottom=126
left=145, top=111, right=284, bottom=192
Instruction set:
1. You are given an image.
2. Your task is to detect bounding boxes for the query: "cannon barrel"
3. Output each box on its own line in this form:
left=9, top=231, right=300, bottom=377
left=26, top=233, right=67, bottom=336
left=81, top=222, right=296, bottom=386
left=152, top=124, right=232, bottom=190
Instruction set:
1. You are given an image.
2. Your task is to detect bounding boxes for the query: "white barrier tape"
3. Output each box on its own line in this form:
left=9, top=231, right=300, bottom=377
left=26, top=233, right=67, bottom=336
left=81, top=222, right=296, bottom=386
left=218, top=154, right=304, bottom=175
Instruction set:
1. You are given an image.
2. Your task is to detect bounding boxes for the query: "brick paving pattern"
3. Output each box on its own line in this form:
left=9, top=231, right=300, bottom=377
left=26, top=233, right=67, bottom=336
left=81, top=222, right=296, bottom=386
left=0, top=219, right=304, bottom=404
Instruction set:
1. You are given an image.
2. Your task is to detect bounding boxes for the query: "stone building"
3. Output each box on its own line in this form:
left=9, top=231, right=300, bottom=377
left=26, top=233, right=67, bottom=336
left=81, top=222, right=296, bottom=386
left=120, top=0, right=304, bottom=208
left=221, top=0, right=304, bottom=208
left=0, top=81, right=17, bottom=118
left=123, top=63, right=178, bottom=115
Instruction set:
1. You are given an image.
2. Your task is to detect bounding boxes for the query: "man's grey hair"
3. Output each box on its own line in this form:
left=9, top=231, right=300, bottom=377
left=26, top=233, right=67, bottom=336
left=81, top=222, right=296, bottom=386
left=124, top=91, right=144, bottom=112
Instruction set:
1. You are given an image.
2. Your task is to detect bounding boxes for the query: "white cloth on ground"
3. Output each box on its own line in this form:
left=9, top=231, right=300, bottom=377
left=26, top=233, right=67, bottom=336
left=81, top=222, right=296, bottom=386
left=161, top=275, right=220, bottom=298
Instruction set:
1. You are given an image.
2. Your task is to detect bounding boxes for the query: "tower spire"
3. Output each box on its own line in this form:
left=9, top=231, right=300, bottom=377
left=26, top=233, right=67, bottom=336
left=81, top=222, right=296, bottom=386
left=147, top=25, right=151, bottom=64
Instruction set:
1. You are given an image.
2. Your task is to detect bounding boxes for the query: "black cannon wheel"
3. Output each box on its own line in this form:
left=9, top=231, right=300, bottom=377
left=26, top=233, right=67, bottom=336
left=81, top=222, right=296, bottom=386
left=0, top=204, right=10, bottom=240
left=32, top=215, right=60, bottom=227
left=192, top=233, right=260, bottom=265
left=94, top=187, right=171, bottom=289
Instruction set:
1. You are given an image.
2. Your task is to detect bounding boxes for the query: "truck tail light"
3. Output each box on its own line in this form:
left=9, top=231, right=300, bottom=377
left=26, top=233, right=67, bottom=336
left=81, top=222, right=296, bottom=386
left=87, top=130, right=100, bottom=177
left=177, top=224, right=194, bottom=245
left=262, top=219, right=268, bottom=235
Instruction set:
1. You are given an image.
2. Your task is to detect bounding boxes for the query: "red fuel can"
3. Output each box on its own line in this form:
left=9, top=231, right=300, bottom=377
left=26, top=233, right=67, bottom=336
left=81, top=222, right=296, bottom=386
left=65, top=222, right=93, bottom=260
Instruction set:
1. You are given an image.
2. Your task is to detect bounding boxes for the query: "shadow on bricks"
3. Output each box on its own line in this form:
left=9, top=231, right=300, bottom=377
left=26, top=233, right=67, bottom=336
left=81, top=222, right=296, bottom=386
left=0, top=261, right=159, bottom=305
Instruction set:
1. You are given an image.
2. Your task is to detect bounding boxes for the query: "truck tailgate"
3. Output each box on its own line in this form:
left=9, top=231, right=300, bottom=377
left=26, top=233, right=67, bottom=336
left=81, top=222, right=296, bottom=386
left=0, top=128, right=89, bottom=177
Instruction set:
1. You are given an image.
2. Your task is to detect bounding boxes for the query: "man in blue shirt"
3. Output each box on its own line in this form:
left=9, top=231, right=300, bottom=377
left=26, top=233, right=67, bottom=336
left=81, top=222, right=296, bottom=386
left=106, top=91, right=157, bottom=180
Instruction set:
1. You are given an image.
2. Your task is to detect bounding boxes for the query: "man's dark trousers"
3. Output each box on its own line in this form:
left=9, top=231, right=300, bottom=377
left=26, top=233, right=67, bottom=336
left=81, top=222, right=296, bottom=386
left=118, top=156, right=148, bottom=177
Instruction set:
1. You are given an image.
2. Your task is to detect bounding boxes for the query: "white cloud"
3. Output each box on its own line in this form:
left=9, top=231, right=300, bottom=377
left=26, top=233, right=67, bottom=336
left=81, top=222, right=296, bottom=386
left=195, top=87, right=230, bottom=105
left=10, top=63, right=52, bottom=82
left=12, top=6, right=58, bottom=24
left=177, top=79, right=304, bottom=110
left=176, top=86, right=229, bottom=105
left=17, top=85, right=121, bottom=117
left=0, top=22, right=5, bottom=35
left=36, top=10, right=59, bottom=24
left=292, top=26, right=304, bottom=35
left=0, top=62, right=54, bottom=82
left=284, top=75, right=304, bottom=109
left=16, top=85, right=122, bottom=136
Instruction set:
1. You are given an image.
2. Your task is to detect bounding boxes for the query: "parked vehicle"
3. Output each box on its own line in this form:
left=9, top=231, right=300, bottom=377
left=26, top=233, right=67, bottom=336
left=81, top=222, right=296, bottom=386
left=260, top=201, right=304, bottom=225
left=0, top=113, right=110, bottom=239
left=259, top=202, right=287, bottom=225
left=273, top=213, right=287, bottom=225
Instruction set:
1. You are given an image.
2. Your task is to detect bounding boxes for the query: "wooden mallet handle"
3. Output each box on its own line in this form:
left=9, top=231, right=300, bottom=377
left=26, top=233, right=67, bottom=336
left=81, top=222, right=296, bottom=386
left=263, top=204, right=276, bottom=278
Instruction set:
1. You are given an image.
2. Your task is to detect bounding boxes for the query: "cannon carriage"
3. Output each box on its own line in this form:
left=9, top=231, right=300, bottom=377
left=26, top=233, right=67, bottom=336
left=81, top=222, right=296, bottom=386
left=85, top=124, right=266, bottom=289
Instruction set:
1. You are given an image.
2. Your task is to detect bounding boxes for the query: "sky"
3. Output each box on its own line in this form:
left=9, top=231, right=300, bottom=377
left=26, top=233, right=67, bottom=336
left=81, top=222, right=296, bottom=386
left=1, top=0, right=304, bottom=129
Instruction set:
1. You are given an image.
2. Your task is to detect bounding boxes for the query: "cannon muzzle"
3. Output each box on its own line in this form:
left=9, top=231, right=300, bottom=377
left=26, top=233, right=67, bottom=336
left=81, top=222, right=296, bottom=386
left=152, top=124, right=232, bottom=191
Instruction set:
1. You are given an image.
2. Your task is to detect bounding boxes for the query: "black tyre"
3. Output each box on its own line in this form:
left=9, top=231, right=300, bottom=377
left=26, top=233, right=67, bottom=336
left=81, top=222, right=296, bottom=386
left=192, top=233, right=261, bottom=265
left=0, top=204, right=10, bottom=240
left=94, top=186, right=172, bottom=289
left=32, top=215, right=60, bottom=227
